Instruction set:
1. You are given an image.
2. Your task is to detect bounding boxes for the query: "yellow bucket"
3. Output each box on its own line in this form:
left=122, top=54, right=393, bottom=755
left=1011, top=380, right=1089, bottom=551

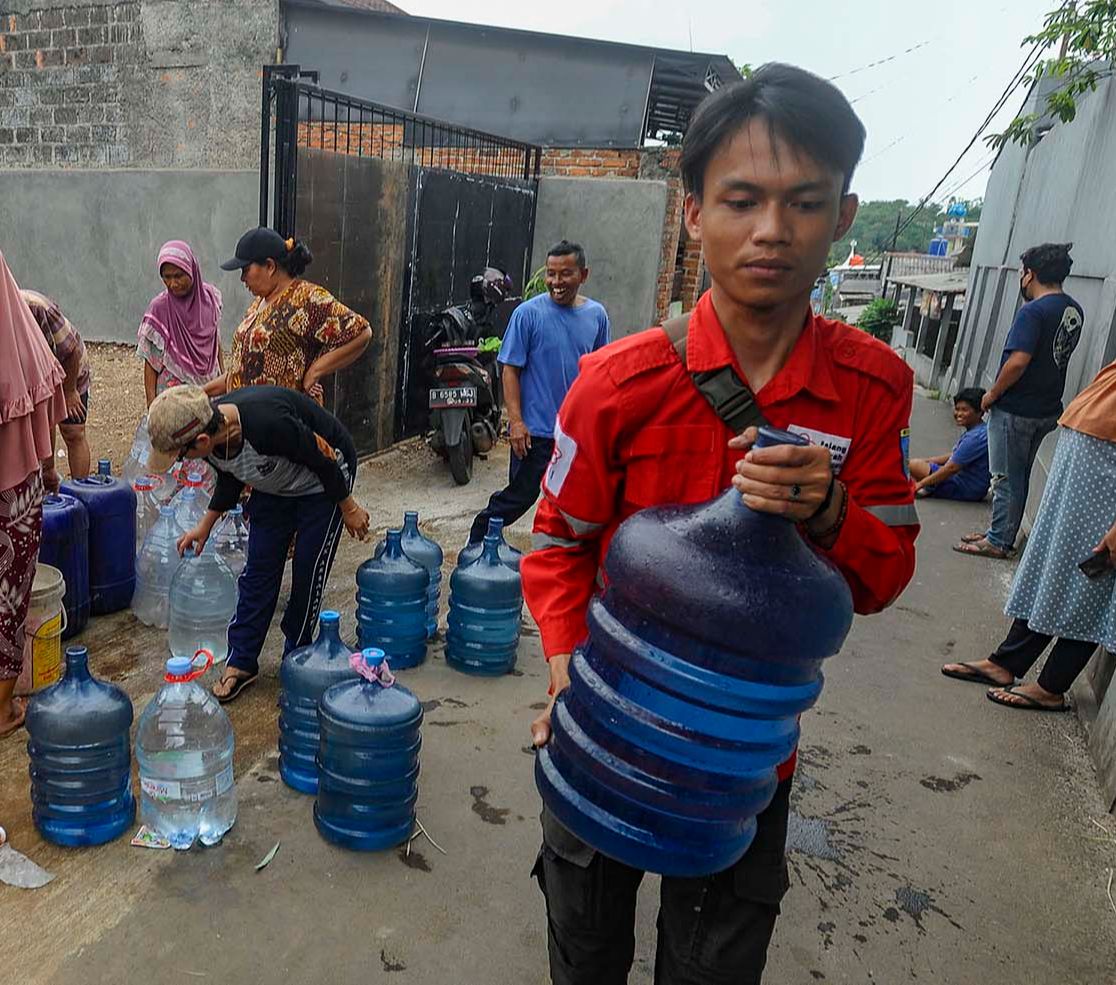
left=16, top=564, right=66, bottom=695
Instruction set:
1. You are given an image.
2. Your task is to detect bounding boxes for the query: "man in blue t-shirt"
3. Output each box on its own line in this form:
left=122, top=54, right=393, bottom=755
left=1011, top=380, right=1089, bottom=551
left=468, top=240, right=610, bottom=543
left=910, top=388, right=990, bottom=501
left=955, top=243, right=1083, bottom=559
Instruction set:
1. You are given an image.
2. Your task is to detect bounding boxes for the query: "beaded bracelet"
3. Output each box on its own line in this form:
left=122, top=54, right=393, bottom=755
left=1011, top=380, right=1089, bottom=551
left=806, top=480, right=848, bottom=543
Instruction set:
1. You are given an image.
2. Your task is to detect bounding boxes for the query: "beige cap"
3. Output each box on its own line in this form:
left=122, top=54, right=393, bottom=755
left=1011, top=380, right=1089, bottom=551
left=146, top=385, right=215, bottom=474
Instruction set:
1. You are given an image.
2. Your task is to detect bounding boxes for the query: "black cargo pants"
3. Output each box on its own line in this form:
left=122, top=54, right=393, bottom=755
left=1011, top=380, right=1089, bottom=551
left=532, top=777, right=792, bottom=985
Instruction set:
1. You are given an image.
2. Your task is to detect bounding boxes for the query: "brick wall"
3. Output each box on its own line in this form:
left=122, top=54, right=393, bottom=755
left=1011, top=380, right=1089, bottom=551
left=0, top=1, right=276, bottom=169
left=0, top=3, right=140, bottom=166
left=540, top=147, right=641, bottom=178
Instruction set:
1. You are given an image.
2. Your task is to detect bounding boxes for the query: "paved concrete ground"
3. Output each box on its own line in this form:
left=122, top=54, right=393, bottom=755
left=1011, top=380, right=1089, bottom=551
left=3, top=395, right=1115, bottom=984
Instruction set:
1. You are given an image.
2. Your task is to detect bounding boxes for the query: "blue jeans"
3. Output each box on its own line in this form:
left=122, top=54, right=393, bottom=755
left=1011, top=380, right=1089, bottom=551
left=985, top=407, right=1058, bottom=551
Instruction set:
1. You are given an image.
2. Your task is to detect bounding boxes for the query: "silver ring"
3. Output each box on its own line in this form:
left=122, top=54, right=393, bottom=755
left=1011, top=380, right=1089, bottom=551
left=790, top=483, right=802, bottom=501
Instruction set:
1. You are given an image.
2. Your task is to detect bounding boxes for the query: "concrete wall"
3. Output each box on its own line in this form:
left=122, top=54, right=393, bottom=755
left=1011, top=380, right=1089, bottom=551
left=0, top=0, right=276, bottom=168
left=0, top=168, right=259, bottom=342
left=532, top=175, right=668, bottom=338
left=941, top=77, right=1116, bottom=810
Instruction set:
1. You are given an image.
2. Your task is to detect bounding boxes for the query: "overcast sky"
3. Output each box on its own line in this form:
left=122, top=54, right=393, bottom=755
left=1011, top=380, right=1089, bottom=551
left=403, top=0, right=1056, bottom=203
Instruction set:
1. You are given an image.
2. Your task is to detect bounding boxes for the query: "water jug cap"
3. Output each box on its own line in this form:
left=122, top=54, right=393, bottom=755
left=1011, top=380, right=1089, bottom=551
left=164, top=649, right=214, bottom=683
left=753, top=425, right=810, bottom=450
left=228, top=504, right=243, bottom=516
left=97, top=459, right=111, bottom=475
left=133, top=476, right=158, bottom=491
left=486, top=516, right=504, bottom=534
left=159, top=505, right=175, bottom=517
left=404, top=511, right=419, bottom=522
left=320, top=610, right=340, bottom=623
left=384, top=529, right=403, bottom=551
left=185, top=471, right=203, bottom=486
left=350, top=649, right=394, bottom=686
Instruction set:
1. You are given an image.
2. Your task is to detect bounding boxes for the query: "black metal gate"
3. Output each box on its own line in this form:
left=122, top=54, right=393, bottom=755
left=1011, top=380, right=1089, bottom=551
left=259, top=65, right=541, bottom=451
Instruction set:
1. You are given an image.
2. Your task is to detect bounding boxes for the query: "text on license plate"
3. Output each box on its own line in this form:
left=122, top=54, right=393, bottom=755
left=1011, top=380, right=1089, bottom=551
left=429, top=386, right=477, bottom=408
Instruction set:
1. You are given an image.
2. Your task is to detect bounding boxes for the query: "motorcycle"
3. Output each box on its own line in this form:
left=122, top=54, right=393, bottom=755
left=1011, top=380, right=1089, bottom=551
left=426, top=268, right=514, bottom=485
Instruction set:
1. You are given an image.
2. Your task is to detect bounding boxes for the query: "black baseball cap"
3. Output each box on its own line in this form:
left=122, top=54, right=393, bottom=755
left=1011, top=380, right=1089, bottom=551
left=220, top=227, right=292, bottom=271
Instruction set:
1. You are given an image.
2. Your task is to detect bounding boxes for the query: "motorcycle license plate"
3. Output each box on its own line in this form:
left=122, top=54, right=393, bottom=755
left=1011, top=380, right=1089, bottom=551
left=429, top=386, right=477, bottom=409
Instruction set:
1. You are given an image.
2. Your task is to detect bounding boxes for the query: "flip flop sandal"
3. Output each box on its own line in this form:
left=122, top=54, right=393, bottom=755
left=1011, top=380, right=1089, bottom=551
left=986, top=685, right=1067, bottom=713
left=952, top=540, right=1013, bottom=559
left=960, top=532, right=985, bottom=544
left=213, top=671, right=258, bottom=705
left=941, top=662, right=1014, bottom=687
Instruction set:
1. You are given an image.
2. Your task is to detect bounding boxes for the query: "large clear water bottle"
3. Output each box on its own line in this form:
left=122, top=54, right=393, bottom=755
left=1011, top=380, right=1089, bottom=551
left=446, top=533, right=523, bottom=675
left=278, top=610, right=357, bottom=794
left=136, top=652, right=237, bottom=850
left=535, top=426, right=855, bottom=877
left=314, top=648, right=423, bottom=851
left=172, top=472, right=207, bottom=535
left=132, top=476, right=162, bottom=557
left=133, top=505, right=184, bottom=629
left=123, top=414, right=155, bottom=484
left=356, top=529, right=428, bottom=669
left=168, top=547, right=237, bottom=662
left=456, top=516, right=523, bottom=571
left=26, top=645, right=135, bottom=846
left=206, top=504, right=248, bottom=579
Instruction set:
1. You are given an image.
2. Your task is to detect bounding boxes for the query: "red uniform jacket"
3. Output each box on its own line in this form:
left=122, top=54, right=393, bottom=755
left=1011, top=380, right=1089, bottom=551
left=522, top=291, right=920, bottom=781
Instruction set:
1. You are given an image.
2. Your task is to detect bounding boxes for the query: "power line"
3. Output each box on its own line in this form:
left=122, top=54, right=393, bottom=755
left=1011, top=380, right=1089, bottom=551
left=862, top=40, right=1045, bottom=262
left=828, top=40, right=932, bottom=82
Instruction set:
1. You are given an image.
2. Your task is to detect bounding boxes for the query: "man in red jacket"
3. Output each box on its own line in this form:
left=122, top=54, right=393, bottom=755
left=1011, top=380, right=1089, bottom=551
left=523, top=63, right=919, bottom=985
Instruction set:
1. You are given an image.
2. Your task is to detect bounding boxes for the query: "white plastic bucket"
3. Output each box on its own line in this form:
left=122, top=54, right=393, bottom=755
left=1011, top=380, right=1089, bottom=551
left=16, top=564, right=67, bottom=696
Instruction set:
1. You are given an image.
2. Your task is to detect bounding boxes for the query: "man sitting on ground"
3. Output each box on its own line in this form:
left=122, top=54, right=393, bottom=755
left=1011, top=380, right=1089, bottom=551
left=909, top=387, right=990, bottom=501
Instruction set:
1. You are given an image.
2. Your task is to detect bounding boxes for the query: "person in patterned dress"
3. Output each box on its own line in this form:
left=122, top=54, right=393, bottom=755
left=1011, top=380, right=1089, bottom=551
left=206, top=227, right=371, bottom=404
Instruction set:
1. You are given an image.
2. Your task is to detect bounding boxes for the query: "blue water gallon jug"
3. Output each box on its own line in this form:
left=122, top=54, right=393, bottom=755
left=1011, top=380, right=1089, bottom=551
left=133, top=505, right=183, bottom=629
left=136, top=652, right=237, bottom=849
left=26, top=645, right=135, bottom=846
left=535, top=426, right=855, bottom=877
left=278, top=610, right=357, bottom=794
left=314, top=648, right=423, bottom=851
left=374, top=511, right=442, bottom=638
left=167, top=547, right=238, bottom=662
left=356, top=529, right=428, bottom=669
left=61, top=459, right=136, bottom=615
left=456, top=517, right=523, bottom=571
left=39, top=493, right=90, bottom=640
left=446, top=534, right=522, bottom=675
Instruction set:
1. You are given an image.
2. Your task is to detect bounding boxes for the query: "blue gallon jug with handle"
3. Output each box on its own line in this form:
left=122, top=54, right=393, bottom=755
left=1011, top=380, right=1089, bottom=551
left=62, top=459, right=136, bottom=615
left=373, top=512, right=442, bottom=638
left=278, top=610, right=358, bottom=794
left=314, top=648, right=423, bottom=851
left=456, top=517, right=523, bottom=571
left=535, top=426, right=855, bottom=877
left=356, top=529, right=428, bottom=669
left=39, top=493, right=90, bottom=640
left=26, top=645, right=136, bottom=846
left=446, top=533, right=522, bottom=675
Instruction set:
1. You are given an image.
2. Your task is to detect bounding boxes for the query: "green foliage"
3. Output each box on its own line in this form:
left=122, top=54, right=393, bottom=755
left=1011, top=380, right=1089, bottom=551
left=524, top=265, right=546, bottom=299
left=990, top=1, right=1116, bottom=148
left=855, top=298, right=901, bottom=342
left=827, top=198, right=982, bottom=267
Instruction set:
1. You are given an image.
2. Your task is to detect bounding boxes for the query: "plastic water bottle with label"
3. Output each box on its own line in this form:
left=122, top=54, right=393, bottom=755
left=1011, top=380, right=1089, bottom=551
left=135, top=651, right=237, bottom=849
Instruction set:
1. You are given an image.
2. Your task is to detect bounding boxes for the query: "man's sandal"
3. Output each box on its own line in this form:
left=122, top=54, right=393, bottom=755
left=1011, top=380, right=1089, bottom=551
left=212, top=669, right=258, bottom=704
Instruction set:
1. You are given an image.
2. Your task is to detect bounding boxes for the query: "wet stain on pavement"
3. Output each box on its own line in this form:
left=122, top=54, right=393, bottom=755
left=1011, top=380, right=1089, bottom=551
left=256, top=774, right=276, bottom=783
left=818, top=920, right=836, bottom=948
left=810, top=972, right=826, bottom=981
left=428, top=720, right=466, bottom=727
left=529, top=701, right=548, bottom=710
left=849, top=744, right=872, bottom=756
left=421, top=697, right=470, bottom=712
left=920, top=772, right=981, bottom=793
left=788, top=813, right=841, bottom=861
left=398, top=846, right=431, bottom=872
left=380, top=949, right=406, bottom=972
left=470, top=785, right=509, bottom=825
left=508, top=669, right=524, bottom=677
left=894, top=885, right=964, bottom=932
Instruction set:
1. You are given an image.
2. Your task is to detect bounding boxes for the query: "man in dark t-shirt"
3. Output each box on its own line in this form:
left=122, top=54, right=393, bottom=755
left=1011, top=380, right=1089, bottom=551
left=955, top=243, right=1083, bottom=558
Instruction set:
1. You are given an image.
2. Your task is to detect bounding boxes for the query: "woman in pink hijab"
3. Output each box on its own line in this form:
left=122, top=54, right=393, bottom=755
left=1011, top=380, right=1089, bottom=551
left=137, top=241, right=224, bottom=406
left=0, top=250, right=66, bottom=737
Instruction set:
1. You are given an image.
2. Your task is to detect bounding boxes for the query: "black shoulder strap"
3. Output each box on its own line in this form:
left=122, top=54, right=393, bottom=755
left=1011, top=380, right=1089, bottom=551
left=662, top=314, right=769, bottom=434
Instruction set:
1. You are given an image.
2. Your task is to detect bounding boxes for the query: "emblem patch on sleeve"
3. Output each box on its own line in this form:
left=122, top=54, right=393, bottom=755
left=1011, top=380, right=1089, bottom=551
left=900, top=427, right=911, bottom=479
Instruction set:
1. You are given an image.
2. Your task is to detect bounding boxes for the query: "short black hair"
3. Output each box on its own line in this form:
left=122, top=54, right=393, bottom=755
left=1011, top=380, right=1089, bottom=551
left=1020, top=243, right=1073, bottom=285
left=954, top=387, right=985, bottom=411
left=547, top=240, right=587, bottom=269
left=681, top=63, right=866, bottom=198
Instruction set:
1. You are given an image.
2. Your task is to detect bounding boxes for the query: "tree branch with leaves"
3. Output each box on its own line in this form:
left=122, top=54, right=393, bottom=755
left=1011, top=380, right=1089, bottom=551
left=990, top=0, right=1116, bottom=148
